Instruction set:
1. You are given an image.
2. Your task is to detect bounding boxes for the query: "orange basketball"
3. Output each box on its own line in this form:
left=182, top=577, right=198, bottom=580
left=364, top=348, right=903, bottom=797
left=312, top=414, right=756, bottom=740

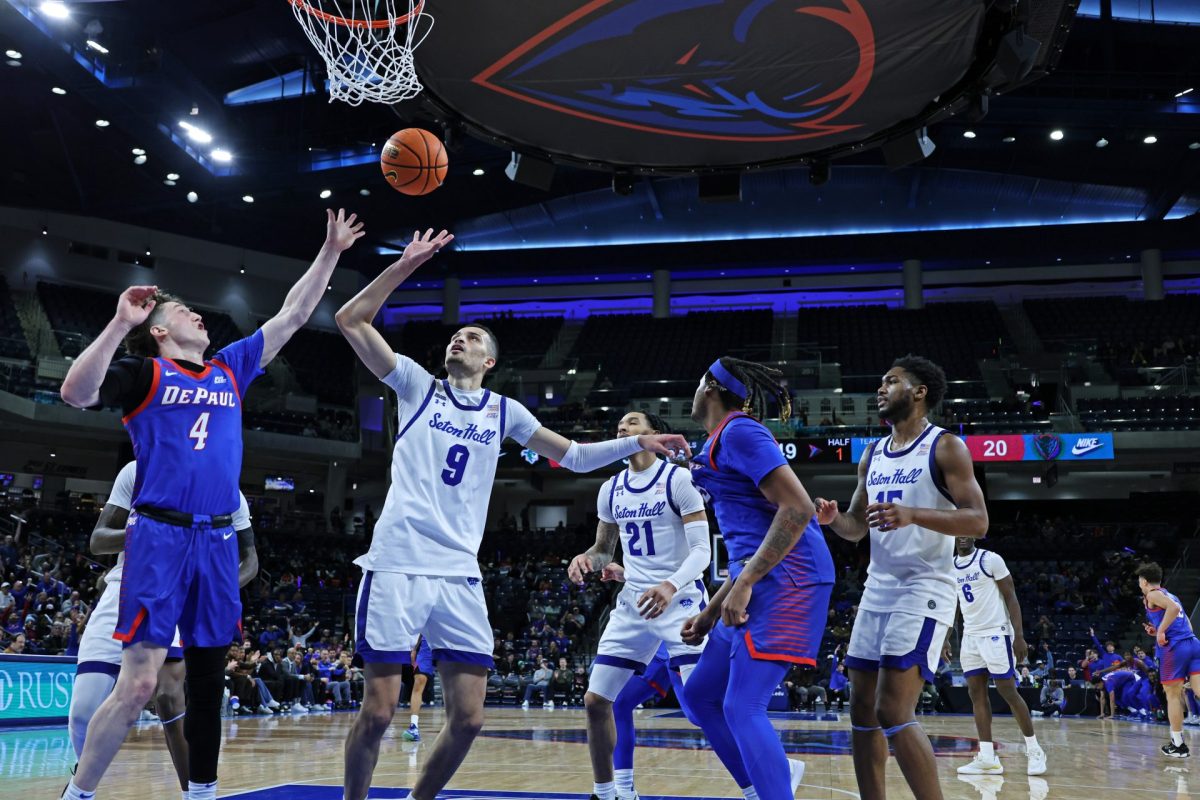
left=380, top=128, right=448, bottom=196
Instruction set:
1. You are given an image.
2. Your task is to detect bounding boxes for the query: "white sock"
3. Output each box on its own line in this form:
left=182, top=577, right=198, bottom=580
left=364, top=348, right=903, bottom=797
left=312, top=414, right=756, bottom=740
left=1024, top=735, right=1040, bottom=750
left=61, top=781, right=96, bottom=800
left=410, top=714, right=419, bottom=726
left=189, top=780, right=217, bottom=800
left=614, top=768, right=634, bottom=795
left=1172, top=730, right=1184, bottom=746
left=742, top=787, right=760, bottom=800
left=183, top=791, right=191, bottom=800
left=594, top=781, right=616, bottom=800
left=978, top=741, right=995, bottom=760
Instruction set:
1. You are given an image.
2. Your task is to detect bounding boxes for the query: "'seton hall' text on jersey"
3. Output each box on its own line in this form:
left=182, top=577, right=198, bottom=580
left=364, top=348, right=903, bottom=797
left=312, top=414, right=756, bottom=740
left=866, top=467, right=924, bottom=487
left=428, top=413, right=498, bottom=445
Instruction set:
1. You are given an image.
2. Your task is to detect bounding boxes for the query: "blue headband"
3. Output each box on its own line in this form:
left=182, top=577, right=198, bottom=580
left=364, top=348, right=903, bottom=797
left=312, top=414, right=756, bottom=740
left=709, top=360, right=749, bottom=399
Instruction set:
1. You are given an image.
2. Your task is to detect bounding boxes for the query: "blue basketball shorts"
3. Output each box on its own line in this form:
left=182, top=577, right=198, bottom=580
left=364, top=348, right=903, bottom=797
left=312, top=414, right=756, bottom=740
left=1159, top=636, right=1200, bottom=684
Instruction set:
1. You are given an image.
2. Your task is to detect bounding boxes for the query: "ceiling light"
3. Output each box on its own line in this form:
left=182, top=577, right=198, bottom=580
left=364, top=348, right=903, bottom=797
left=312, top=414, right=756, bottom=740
left=133, top=154, right=147, bottom=165
left=166, top=172, right=180, bottom=181
left=242, top=195, right=254, bottom=203
left=1190, top=142, right=1200, bottom=150
left=319, top=189, right=332, bottom=199
left=186, top=191, right=198, bottom=203
left=95, top=119, right=109, bottom=128
left=210, top=149, right=232, bottom=163
left=51, top=86, right=66, bottom=95
left=1002, top=136, right=1016, bottom=143
left=4, top=50, right=21, bottom=60
left=239, top=268, right=245, bottom=274
left=85, top=40, right=109, bottom=55
left=131, top=147, right=145, bottom=156
left=39, top=2, right=70, bottom=20
left=1176, top=88, right=1194, bottom=98
left=962, top=130, right=976, bottom=139
left=358, top=188, right=370, bottom=196
left=1095, top=137, right=1109, bottom=148
left=472, top=168, right=485, bottom=176
left=1143, top=135, right=1158, bottom=144
left=145, top=250, right=152, bottom=256
left=163, top=180, right=175, bottom=186
left=178, top=120, right=213, bottom=144
left=5, top=60, right=20, bottom=67
left=1049, top=129, right=1064, bottom=141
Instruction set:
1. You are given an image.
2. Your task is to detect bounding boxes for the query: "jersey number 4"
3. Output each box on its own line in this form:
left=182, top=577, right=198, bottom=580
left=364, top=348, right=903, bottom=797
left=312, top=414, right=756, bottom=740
left=626, top=521, right=656, bottom=557
left=441, top=444, right=470, bottom=486
left=189, top=412, right=211, bottom=450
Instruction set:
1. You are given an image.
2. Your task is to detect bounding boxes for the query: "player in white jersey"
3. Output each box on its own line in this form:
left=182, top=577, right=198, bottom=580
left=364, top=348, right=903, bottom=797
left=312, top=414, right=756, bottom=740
left=567, top=411, right=711, bottom=800
left=69, top=461, right=256, bottom=799
left=816, top=355, right=989, bottom=800
left=953, top=538, right=1046, bottom=776
left=335, top=230, right=692, bottom=800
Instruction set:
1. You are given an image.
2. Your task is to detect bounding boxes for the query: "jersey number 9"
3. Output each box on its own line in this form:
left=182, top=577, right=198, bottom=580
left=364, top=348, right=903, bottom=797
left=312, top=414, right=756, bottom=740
left=442, top=444, right=470, bottom=486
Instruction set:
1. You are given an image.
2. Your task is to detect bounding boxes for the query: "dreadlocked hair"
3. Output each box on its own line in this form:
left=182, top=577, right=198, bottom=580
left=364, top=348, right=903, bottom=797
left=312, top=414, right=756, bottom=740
left=706, top=356, right=791, bottom=423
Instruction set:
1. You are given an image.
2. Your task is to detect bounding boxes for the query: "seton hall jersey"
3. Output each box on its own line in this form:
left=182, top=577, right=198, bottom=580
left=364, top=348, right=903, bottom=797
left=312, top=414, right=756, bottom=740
left=356, top=354, right=541, bottom=578
left=860, top=423, right=958, bottom=625
left=953, top=548, right=1012, bottom=636
left=123, top=332, right=263, bottom=517
left=597, top=460, right=706, bottom=593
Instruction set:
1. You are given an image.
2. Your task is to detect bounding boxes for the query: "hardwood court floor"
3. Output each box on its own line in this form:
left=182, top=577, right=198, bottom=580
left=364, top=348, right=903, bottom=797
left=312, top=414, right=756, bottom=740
left=6, top=708, right=1195, bottom=799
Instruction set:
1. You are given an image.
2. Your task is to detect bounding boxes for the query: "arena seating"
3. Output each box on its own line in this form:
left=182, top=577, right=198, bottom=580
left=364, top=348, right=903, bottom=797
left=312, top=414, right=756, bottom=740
left=571, top=309, right=774, bottom=385
left=1076, top=396, right=1199, bottom=431
left=268, top=328, right=358, bottom=407
left=793, top=302, right=1005, bottom=394
left=0, top=277, right=31, bottom=361
left=36, top=282, right=115, bottom=357
left=941, top=398, right=1052, bottom=434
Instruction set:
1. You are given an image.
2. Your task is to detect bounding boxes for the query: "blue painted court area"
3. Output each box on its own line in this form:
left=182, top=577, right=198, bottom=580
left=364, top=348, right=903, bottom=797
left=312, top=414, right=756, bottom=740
left=226, top=789, right=730, bottom=800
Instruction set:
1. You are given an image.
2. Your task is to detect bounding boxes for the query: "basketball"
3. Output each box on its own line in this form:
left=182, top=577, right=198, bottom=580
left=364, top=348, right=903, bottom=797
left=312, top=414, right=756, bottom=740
left=380, top=128, right=448, bottom=196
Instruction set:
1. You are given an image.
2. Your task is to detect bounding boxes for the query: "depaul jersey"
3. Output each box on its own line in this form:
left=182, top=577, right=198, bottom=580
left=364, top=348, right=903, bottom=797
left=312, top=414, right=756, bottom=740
left=104, top=461, right=252, bottom=583
left=356, top=354, right=541, bottom=578
left=690, top=412, right=834, bottom=584
left=123, top=331, right=263, bottom=517
left=953, top=547, right=1011, bottom=637
left=860, top=423, right=958, bottom=625
left=597, top=459, right=705, bottom=593
left=1145, top=587, right=1197, bottom=646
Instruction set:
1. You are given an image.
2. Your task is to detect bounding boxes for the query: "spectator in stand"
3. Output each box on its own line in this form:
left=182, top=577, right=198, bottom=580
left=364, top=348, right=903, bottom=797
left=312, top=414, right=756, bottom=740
left=9, top=580, right=27, bottom=618
left=564, top=607, right=585, bottom=638
left=550, top=656, right=573, bottom=703
left=1038, top=680, right=1064, bottom=717
left=522, top=659, right=553, bottom=708
left=1017, top=666, right=1038, bottom=688
left=1080, top=648, right=1100, bottom=682
left=4, top=632, right=26, bottom=653
left=226, top=646, right=263, bottom=715
left=257, top=649, right=287, bottom=709
left=289, top=619, right=318, bottom=649
left=1090, top=629, right=1124, bottom=676
left=1133, top=645, right=1157, bottom=672
left=828, top=662, right=850, bottom=711
left=1034, top=615, right=1053, bottom=642
left=290, top=649, right=317, bottom=709
left=0, top=582, right=12, bottom=623
left=258, top=624, right=285, bottom=650
left=785, top=666, right=826, bottom=711
left=1065, top=666, right=1085, bottom=687
left=329, top=652, right=354, bottom=709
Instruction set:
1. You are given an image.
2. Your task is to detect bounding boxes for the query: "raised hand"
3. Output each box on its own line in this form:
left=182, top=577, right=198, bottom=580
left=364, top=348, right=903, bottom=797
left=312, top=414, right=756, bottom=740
left=637, top=433, right=692, bottom=460
left=115, top=285, right=160, bottom=329
left=814, top=498, right=839, bottom=525
left=395, top=228, right=454, bottom=271
left=326, top=208, right=366, bottom=252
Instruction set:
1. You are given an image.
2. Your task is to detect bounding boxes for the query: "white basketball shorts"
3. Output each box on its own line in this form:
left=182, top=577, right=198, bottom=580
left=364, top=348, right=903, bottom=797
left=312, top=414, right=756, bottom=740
left=960, top=633, right=1016, bottom=680
left=845, top=608, right=948, bottom=682
left=595, top=579, right=708, bottom=671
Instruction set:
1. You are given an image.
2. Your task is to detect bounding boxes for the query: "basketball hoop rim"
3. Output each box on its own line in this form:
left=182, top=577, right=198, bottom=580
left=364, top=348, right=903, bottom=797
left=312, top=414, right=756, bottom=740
left=289, top=0, right=425, bottom=30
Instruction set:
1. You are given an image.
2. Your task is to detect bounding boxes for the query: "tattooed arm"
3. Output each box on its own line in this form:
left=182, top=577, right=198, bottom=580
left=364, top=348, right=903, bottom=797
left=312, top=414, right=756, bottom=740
left=567, top=521, right=621, bottom=584
left=720, top=465, right=816, bottom=627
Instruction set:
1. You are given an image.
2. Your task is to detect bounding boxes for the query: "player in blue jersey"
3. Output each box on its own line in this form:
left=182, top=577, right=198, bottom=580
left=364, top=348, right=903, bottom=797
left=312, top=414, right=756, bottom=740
left=335, top=231, right=692, bottom=800
left=680, top=357, right=834, bottom=800
left=1137, top=561, right=1200, bottom=758
left=402, top=635, right=435, bottom=741
left=816, top=356, right=989, bottom=800
left=58, top=209, right=367, bottom=800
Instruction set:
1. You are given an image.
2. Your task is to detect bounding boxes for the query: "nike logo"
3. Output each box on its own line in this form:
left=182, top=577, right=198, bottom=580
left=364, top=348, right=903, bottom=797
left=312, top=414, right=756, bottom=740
left=1071, top=438, right=1104, bottom=456
left=165, top=370, right=178, bottom=376
left=223, top=529, right=235, bottom=540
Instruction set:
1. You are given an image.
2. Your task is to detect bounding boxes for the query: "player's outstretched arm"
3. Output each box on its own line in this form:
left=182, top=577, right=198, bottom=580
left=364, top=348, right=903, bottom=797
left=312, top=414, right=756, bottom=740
left=815, top=448, right=871, bottom=542
left=61, top=286, right=158, bottom=408
left=89, top=503, right=130, bottom=556
left=524, top=428, right=691, bottom=472
left=865, top=433, right=988, bottom=537
left=259, top=209, right=367, bottom=367
left=997, top=575, right=1029, bottom=664
left=335, top=228, right=453, bottom=378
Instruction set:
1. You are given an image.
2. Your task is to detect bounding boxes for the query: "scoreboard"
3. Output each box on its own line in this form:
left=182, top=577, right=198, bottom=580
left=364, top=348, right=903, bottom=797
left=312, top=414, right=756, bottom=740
left=777, top=437, right=854, bottom=464
left=850, top=432, right=1114, bottom=463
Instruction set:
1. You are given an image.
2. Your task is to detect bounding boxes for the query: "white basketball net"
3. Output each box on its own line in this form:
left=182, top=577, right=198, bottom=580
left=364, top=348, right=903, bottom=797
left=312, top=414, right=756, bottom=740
left=289, top=0, right=434, bottom=106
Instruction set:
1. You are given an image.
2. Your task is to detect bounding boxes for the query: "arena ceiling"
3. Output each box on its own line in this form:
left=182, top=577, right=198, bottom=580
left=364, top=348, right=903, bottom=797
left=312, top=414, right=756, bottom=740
left=1, top=1, right=1198, bottom=279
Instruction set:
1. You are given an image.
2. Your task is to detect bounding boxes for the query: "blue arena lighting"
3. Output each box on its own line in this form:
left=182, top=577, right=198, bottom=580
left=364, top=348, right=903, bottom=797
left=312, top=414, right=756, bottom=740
left=303, top=145, right=378, bottom=172
left=1078, top=1, right=1200, bottom=24
left=224, top=69, right=319, bottom=105
left=157, top=123, right=239, bottom=176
